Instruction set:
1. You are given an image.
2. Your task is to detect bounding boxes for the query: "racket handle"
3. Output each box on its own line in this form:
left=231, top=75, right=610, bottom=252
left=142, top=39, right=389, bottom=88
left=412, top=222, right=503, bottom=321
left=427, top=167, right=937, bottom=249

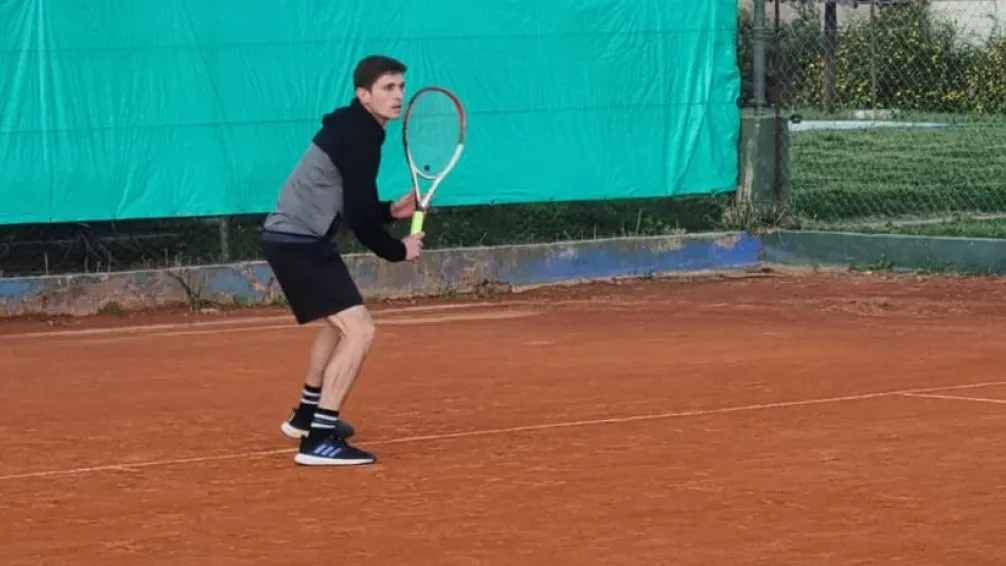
left=410, top=210, right=426, bottom=235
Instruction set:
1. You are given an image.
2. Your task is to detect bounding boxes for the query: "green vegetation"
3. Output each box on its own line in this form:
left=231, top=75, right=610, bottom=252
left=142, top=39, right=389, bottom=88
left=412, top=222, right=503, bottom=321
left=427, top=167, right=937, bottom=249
left=790, top=116, right=1006, bottom=227
left=850, top=217, right=1006, bottom=239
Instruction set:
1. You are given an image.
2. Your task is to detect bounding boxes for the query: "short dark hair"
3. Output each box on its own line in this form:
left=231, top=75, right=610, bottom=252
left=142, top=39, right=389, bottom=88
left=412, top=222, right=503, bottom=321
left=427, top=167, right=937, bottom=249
left=353, top=55, right=407, bottom=90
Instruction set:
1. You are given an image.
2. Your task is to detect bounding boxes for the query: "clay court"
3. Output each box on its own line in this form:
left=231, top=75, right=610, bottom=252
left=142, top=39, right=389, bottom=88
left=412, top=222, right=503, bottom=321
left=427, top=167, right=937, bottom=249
left=1, top=271, right=1005, bottom=565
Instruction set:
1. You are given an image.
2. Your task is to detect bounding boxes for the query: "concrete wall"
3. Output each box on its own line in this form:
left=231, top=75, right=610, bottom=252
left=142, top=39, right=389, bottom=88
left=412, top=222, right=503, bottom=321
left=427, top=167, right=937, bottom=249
left=8, top=228, right=1006, bottom=318
left=931, top=0, right=1003, bottom=44
left=0, top=233, right=762, bottom=317
left=738, top=0, right=873, bottom=25
left=762, top=230, right=1006, bottom=274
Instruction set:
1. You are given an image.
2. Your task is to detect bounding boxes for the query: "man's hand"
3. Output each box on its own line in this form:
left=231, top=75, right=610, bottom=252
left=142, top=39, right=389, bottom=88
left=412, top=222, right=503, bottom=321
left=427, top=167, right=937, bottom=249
left=402, top=232, right=424, bottom=261
left=390, top=191, right=418, bottom=220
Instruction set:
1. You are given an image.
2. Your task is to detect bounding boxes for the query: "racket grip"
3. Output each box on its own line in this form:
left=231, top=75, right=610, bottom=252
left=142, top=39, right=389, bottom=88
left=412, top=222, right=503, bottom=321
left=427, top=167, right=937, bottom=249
left=410, top=210, right=426, bottom=235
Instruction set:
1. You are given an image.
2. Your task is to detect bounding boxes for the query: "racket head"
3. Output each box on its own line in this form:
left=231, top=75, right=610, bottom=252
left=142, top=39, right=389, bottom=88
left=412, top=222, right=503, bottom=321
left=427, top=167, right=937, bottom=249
left=402, top=86, right=466, bottom=206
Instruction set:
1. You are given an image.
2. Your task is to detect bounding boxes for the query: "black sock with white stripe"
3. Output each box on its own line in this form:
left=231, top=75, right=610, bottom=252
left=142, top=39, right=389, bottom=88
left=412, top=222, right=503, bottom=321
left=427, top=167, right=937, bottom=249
left=297, top=385, right=321, bottom=416
left=308, top=408, right=340, bottom=441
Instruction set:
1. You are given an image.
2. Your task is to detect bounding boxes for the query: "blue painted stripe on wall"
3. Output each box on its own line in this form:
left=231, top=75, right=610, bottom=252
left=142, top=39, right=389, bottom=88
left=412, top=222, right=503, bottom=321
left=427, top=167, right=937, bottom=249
left=505, top=235, right=761, bottom=284
left=0, top=280, right=36, bottom=299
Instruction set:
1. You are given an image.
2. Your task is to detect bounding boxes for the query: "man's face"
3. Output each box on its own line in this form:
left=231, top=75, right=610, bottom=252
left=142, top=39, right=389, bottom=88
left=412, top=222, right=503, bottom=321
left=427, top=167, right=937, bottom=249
left=358, top=72, right=405, bottom=124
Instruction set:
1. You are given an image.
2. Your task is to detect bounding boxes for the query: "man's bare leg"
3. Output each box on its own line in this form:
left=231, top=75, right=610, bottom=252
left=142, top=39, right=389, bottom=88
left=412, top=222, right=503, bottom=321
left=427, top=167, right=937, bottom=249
left=280, top=323, right=341, bottom=438
left=319, top=305, right=376, bottom=411
left=295, top=305, right=378, bottom=466
left=305, top=323, right=340, bottom=389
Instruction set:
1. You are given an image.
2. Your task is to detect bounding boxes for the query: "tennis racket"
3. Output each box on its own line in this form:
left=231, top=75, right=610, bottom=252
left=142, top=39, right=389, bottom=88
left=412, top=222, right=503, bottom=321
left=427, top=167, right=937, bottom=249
left=402, top=86, right=467, bottom=236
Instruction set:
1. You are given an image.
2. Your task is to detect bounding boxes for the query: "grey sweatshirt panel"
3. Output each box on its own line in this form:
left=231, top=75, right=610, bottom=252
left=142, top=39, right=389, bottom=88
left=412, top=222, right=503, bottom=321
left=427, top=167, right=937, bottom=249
left=263, top=143, right=343, bottom=239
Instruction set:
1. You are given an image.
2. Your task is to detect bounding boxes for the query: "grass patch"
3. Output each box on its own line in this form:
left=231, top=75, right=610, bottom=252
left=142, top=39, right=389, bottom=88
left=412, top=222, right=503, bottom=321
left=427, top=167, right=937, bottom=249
left=850, top=217, right=1006, bottom=239
left=789, top=114, right=1006, bottom=230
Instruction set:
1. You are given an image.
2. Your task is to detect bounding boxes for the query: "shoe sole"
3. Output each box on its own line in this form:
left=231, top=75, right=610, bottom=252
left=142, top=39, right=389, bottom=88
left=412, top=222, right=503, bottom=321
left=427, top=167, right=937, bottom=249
left=293, top=453, right=375, bottom=466
left=280, top=421, right=356, bottom=440
left=280, top=421, right=308, bottom=439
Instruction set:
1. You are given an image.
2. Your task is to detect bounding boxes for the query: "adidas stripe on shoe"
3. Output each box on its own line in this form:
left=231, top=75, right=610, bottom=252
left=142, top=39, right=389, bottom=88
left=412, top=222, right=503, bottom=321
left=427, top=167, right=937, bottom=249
left=294, top=432, right=376, bottom=467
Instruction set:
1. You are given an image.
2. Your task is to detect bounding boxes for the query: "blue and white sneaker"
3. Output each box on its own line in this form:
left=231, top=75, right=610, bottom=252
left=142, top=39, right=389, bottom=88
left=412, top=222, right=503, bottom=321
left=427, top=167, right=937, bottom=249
left=280, top=408, right=355, bottom=440
left=294, top=431, right=376, bottom=467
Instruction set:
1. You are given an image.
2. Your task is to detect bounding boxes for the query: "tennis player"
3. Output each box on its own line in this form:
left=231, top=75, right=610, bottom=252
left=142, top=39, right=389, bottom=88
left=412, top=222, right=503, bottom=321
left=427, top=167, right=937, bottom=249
left=261, top=55, right=423, bottom=467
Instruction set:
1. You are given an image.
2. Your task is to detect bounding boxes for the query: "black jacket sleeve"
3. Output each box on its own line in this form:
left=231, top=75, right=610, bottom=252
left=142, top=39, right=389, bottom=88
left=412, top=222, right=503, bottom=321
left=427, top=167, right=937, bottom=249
left=338, top=149, right=406, bottom=262
left=342, top=175, right=407, bottom=262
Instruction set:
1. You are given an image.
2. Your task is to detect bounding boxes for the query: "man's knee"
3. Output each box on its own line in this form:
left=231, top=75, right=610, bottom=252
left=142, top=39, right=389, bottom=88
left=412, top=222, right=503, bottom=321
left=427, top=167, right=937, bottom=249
left=327, top=305, right=376, bottom=349
left=353, top=315, right=376, bottom=350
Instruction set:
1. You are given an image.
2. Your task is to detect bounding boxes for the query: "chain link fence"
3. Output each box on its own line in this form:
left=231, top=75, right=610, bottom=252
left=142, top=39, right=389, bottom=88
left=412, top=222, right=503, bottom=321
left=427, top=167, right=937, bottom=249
left=743, top=0, right=1006, bottom=235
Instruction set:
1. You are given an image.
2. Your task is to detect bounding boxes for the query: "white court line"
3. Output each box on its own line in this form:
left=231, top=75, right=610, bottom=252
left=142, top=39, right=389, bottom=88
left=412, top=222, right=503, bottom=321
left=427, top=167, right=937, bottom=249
left=1, top=380, right=1002, bottom=483
left=902, top=392, right=1006, bottom=405
left=69, top=310, right=542, bottom=343
left=0, top=315, right=292, bottom=340
left=0, top=301, right=523, bottom=341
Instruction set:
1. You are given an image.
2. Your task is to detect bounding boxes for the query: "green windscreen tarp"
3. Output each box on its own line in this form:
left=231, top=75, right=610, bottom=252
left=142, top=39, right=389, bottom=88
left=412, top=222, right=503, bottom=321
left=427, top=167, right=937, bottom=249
left=0, top=0, right=740, bottom=225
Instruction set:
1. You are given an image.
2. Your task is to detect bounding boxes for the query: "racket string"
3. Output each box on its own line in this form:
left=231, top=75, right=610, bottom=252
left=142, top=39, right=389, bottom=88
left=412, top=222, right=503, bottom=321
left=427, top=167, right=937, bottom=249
left=405, top=92, right=462, bottom=175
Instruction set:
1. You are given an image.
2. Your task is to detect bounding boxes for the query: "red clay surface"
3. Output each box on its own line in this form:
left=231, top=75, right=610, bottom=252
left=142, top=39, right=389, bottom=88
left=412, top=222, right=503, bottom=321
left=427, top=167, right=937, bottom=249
left=2, top=271, right=1006, bottom=565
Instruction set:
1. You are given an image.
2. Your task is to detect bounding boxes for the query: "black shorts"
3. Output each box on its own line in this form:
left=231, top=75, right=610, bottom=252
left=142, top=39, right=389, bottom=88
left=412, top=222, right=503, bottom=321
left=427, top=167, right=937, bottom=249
left=261, top=239, right=364, bottom=325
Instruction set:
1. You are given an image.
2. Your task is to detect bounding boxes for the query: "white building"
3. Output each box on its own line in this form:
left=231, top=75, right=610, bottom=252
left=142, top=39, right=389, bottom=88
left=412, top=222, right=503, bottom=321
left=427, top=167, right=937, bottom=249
left=739, top=0, right=1003, bottom=43
left=931, top=0, right=1003, bottom=43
